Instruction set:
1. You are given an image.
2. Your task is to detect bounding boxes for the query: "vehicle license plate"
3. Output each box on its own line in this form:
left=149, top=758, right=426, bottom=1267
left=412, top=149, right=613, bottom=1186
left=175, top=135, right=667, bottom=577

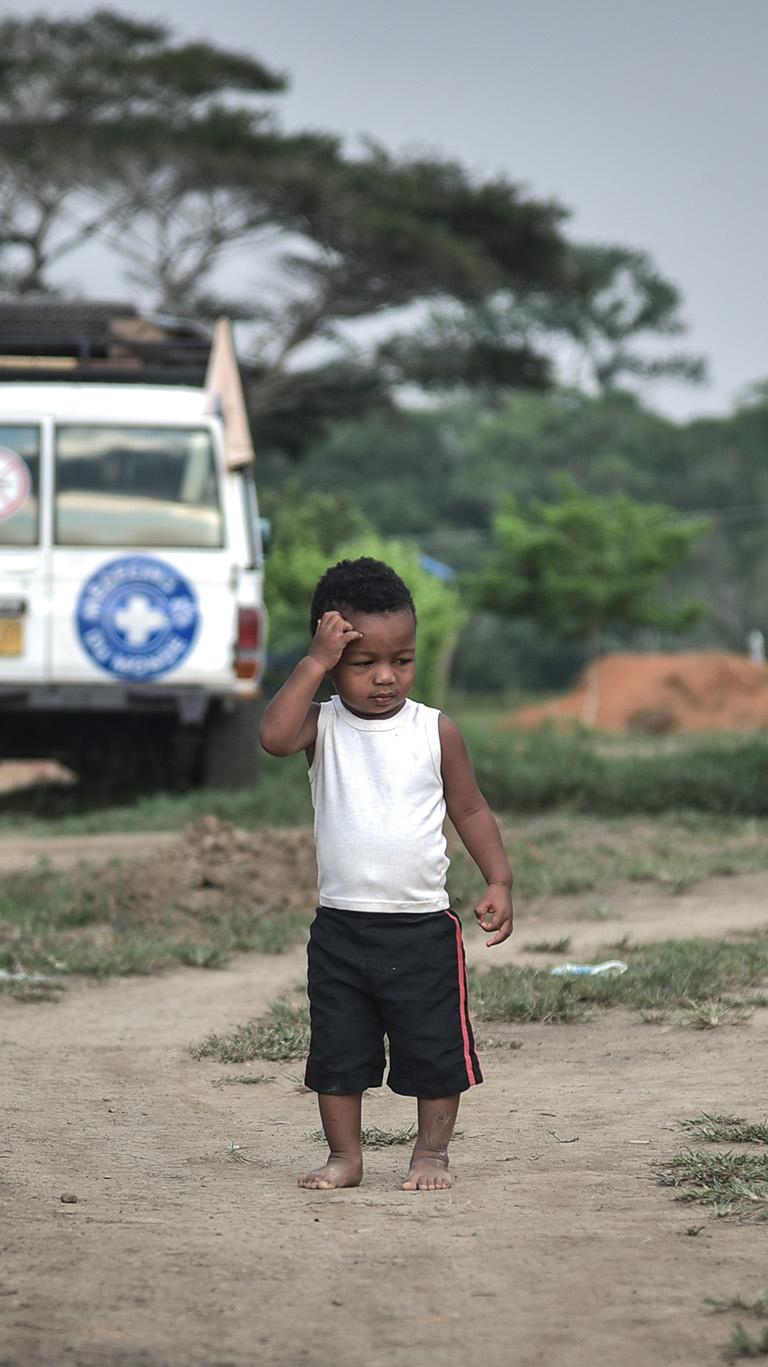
left=0, top=618, right=22, bottom=655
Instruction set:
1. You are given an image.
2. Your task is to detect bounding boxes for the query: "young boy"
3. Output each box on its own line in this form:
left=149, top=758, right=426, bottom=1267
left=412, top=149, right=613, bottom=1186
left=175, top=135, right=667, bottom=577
left=259, top=557, right=513, bottom=1192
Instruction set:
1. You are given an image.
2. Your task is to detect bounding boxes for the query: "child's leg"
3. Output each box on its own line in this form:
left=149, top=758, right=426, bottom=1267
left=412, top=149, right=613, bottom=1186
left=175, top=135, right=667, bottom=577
left=299, top=1093, right=364, bottom=1190
left=402, top=1094, right=460, bottom=1191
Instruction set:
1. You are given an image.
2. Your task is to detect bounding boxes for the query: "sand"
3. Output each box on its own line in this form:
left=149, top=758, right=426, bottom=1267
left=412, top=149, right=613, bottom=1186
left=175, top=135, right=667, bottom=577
left=3, top=828, right=768, bottom=1367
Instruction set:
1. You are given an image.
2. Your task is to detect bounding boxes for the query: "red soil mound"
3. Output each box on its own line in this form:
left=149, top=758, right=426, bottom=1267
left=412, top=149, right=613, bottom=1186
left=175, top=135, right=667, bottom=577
left=505, top=652, right=768, bottom=733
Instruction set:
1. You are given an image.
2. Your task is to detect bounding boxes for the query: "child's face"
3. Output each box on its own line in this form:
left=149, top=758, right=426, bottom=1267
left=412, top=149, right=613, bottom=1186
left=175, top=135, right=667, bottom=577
left=330, top=608, right=416, bottom=718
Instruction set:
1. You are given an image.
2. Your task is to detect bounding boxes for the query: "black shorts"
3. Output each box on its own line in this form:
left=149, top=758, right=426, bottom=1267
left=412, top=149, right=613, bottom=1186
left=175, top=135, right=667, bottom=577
left=304, top=906, right=483, bottom=1099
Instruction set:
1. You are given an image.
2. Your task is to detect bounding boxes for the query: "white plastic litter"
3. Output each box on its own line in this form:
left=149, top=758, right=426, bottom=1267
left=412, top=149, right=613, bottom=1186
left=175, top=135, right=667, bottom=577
left=549, top=961, right=628, bottom=978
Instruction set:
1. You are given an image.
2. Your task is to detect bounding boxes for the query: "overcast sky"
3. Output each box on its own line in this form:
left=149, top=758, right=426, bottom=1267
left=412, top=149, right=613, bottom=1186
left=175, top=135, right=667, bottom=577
left=10, top=0, right=768, bottom=421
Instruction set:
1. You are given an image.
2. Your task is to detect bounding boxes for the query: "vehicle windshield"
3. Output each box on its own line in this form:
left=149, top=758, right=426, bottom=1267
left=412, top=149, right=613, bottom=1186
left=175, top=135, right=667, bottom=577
left=55, top=425, right=223, bottom=548
left=0, top=425, right=40, bottom=547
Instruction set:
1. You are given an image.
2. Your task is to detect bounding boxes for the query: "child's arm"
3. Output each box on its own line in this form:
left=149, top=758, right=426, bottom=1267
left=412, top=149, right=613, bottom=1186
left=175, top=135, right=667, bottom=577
left=439, top=714, right=513, bottom=947
left=259, top=611, right=363, bottom=756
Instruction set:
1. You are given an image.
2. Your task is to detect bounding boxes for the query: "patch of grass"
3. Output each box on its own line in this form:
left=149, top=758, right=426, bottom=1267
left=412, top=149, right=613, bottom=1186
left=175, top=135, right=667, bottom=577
left=191, top=998, right=310, bottom=1063
left=0, top=860, right=310, bottom=995
left=681, top=1115, right=768, bottom=1145
left=522, top=937, right=571, bottom=954
left=720, top=1324, right=768, bottom=1360
left=471, top=933, right=768, bottom=1025
left=472, top=968, right=585, bottom=1024
left=307, top=1124, right=418, bottom=1147
left=0, top=977, right=66, bottom=1002
left=449, top=811, right=768, bottom=907
left=211, top=1073, right=273, bottom=1087
left=601, top=937, right=768, bottom=1010
left=680, top=1000, right=755, bottom=1030
left=706, top=1292, right=768, bottom=1317
left=0, top=751, right=312, bottom=835
left=655, top=1150, right=768, bottom=1219
left=10, top=729, right=768, bottom=835
left=467, top=725, right=768, bottom=817
left=223, top=910, right=311, bottom=956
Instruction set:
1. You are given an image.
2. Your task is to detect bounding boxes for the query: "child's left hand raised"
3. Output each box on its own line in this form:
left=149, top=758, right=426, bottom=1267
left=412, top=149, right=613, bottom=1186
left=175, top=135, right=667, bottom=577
left=474, top=884, right=514, bottom=947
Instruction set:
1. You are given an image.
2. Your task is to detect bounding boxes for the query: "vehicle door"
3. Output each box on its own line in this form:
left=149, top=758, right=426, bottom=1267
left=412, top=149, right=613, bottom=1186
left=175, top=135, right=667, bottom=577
left=49, top=420, right=237, bottom=687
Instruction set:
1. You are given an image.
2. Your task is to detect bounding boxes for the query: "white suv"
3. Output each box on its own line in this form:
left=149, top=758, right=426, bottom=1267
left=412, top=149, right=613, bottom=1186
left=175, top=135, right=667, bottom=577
left=0, top=362, right=267, bottom=789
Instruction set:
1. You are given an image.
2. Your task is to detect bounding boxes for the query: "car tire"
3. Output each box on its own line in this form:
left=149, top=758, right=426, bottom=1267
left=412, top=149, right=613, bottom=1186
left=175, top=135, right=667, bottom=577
left=200, top=698, right=261, bottom=790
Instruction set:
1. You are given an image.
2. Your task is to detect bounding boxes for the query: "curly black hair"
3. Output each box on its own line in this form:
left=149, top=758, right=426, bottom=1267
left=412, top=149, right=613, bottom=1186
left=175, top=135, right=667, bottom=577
left=310, top=557, right=416, bottom=634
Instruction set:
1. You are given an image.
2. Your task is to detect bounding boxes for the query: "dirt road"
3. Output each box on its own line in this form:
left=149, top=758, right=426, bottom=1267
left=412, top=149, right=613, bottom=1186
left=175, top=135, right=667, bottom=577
left=2, top=845, right=768, bottom=1366
left=0, top=831, right=177, bottom=873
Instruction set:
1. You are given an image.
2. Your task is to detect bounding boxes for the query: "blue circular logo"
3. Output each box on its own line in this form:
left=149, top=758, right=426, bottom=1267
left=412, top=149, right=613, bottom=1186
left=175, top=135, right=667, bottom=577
left=76, top=556, right=199, bottom=681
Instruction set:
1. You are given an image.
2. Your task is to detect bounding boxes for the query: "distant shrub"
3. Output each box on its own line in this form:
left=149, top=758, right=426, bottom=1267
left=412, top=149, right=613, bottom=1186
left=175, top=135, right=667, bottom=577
left=466, top=725, right=768, bottom=816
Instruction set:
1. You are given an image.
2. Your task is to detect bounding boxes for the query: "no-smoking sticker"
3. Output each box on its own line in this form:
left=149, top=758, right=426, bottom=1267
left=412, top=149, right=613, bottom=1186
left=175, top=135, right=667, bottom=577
left=0, top=448, right=31, bottom=522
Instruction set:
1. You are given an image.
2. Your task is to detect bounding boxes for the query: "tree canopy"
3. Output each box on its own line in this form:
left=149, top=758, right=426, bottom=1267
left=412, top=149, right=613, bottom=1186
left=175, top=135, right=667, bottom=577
left=0, top=8, right=703, bottom=451
left=473, top=479, right=706, bottom=655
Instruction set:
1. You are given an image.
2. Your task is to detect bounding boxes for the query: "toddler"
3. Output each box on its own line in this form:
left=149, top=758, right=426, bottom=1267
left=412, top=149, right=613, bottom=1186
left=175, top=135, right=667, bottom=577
left=260, top=557, right=513, bottom=1190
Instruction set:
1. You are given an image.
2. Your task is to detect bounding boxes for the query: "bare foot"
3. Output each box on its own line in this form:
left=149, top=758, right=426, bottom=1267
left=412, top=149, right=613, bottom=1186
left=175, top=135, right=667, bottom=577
left=299, top=1155, right=363, bottom=1190
left=401, top=1153, right=453, bottom=1191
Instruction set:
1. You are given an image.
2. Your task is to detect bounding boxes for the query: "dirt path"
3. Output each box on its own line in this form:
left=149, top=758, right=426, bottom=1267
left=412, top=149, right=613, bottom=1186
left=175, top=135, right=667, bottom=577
left=0, top=831, right=177, bottom=872
left=4, top=864, right=768, bottom=1366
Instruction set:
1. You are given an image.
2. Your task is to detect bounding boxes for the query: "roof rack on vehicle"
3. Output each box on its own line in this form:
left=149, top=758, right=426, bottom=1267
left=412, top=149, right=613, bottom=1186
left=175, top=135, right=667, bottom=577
left=0, top=298, right=213, bottom=384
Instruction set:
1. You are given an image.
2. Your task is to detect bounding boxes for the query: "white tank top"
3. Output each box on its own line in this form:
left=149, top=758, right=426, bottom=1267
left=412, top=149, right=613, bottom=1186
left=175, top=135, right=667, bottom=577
left=308, top=695, right=449, bottom=913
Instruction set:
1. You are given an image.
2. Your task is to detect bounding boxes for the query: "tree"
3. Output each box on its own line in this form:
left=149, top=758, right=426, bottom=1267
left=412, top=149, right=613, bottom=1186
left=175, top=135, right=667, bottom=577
left=380, top=243, right=706, bottom=402
left=0, top=10, right=703, bottom=453
left=240, top=141, right=571, bottom=444
left=0, top=10, right=293, bottom=293
left=474, top=479, right=707, bottom=658
left=525, top=243, right=708, bottom=391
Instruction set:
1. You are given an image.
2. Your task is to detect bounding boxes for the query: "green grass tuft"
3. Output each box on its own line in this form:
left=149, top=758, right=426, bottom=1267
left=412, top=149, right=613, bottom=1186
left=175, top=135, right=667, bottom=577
left=720, top=1323, right=768, bottom=1360
left=680, top=1000, right=755, bottom=1030
left=472, top=968, right=584, bottom=1024
left=191, top=998, right=310, bottom=1063
left=681, top=1115, right=768, bottom=1145
left=655, top=1150, right=768, bottom=1220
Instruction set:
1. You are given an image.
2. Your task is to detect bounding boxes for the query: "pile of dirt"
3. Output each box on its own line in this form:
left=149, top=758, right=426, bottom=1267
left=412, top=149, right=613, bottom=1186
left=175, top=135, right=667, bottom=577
left=505, top=651, right=768, bottom=733
left=178, top=816, right=317, bottom=909
left=44, top=817, right=318, bottom=925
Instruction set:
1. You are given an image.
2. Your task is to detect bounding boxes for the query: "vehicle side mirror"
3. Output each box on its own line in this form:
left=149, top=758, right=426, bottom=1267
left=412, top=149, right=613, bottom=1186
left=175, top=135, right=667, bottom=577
left=259, top=516, right=272, bottom=557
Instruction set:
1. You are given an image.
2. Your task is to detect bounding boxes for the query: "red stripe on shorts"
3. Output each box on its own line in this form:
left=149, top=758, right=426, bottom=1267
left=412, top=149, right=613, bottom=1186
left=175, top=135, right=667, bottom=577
left=443, top=909, right=477, bottom=1087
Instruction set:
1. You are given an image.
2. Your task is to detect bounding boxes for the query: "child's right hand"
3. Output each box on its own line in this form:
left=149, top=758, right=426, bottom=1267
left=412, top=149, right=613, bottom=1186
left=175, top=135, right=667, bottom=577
left=309, top=611, right=364, bottom=670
